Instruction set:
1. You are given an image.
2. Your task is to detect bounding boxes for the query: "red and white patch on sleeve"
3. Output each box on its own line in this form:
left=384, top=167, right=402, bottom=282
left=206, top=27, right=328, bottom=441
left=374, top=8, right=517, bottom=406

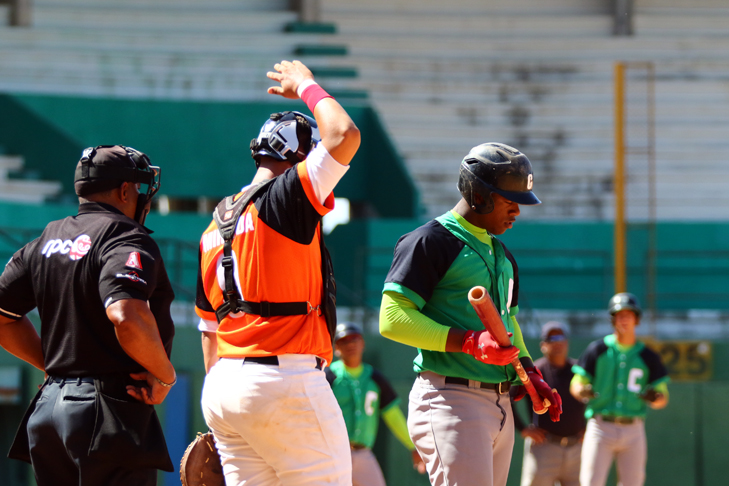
left=125, top=251, right=143, bottom=270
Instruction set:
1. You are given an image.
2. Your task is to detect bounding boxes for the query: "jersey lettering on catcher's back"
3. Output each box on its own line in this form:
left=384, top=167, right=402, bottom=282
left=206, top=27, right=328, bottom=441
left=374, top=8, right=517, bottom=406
left=201, top=212, right=256, bottom=254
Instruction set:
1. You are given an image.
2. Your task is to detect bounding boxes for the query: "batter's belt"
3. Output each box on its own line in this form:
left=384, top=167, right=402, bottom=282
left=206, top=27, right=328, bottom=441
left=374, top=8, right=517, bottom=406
left=444, top=376, right=511, bottom=394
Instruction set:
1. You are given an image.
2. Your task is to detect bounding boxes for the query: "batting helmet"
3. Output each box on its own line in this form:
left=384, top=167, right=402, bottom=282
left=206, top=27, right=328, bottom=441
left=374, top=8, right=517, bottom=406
left=457, top=143, right=540, bottom=214
left=250, top=111, right=320, bottom=167
left=334, top=322, right=363, bottom=343
left=608, top=292, right=642, bottom=318
left=74, top=145, right=161, bottom=226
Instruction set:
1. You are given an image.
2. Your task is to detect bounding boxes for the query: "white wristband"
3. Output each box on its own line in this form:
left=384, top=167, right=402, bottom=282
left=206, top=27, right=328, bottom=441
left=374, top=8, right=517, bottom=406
left=297, top=79, right=318, bottom=98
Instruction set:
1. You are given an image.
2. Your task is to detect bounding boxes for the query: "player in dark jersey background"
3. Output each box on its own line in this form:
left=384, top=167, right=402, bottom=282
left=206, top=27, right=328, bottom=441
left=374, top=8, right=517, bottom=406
left=512, top=321, right=586, bottom=486
left=571, top=292, right=669, bottom=486
left=326, top=323, right=425, bottom=486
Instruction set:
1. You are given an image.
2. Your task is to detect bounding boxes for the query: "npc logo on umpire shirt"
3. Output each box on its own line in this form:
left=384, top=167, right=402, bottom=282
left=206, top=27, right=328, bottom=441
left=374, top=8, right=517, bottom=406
left=69, top=235, right=92, bottom=260
left=42, top=234, right=92, bottom=260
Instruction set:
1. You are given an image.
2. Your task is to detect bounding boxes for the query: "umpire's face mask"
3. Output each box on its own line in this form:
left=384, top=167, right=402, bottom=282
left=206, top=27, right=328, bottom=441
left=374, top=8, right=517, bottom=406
left=133, top=164, right=161, bottom=227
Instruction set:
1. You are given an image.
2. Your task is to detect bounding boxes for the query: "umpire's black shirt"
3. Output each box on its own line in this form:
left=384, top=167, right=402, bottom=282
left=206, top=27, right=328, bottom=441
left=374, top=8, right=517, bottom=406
left=0, top=202, right=174, bottom=376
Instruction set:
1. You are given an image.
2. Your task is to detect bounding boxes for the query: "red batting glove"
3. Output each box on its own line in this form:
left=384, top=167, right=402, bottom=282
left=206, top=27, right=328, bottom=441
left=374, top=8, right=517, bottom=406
left=461, top=330, right=520, bottom=366
left=524, top=367, right=563, bottom=422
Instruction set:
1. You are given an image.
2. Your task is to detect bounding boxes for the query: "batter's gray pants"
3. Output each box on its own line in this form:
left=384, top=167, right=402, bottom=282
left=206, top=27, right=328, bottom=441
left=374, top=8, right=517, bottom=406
left=351, top=448, right=386, bottom=486
left=520, top=437, right=581, bottom=486
left=579, top=417, right=646, bottom=486
left=408, top=371, right=515, bottom=486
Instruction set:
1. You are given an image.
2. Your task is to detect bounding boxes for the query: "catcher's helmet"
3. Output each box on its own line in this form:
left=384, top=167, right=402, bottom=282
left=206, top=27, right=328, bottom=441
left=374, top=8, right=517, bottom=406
left=457, top=143, right=540, bottom=214
left=608, top=292, right=642, bottom=318
left=250, top=111, right=320, bottom=166
left=74, top=145, right=161, bottom=226
left=334, top=322, right=363, bottom=342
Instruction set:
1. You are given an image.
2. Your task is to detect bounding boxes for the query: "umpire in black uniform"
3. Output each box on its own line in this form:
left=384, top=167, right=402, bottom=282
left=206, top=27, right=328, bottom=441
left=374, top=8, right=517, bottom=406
left=0, top=145, right=177, bottom=486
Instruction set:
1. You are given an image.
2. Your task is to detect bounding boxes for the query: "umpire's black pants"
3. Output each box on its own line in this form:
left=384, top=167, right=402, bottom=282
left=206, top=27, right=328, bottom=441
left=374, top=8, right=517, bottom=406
left=26, top=378, right=157, bottom=486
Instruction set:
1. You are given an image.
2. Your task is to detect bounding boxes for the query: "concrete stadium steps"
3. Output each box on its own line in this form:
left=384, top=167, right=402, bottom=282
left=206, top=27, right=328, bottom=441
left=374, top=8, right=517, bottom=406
left=0, top=29, right=310, bottom=53
left=31, top=2, right=296, bottom=32
left=0, top=156, right=62, bottom=204
left=374, top=101, right=728, bottom=129
left=0, top=0, right=314, bottom=99
left=634, top=14, right=729, bottom=37
left=315, top=0, right=729, bottom=220
left=0, top=48, right=273, bottom=99
left=35, top=0, right=288, bottom=10
left=322, top=36, right=729, bottom=61
left=321, top=0, right=610, bottom=15
left=327, top=14, right=614, bottom=38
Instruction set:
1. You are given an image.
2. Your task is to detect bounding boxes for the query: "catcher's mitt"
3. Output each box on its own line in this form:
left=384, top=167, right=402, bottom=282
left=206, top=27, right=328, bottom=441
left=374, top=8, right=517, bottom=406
left=180, top=432, right=224, bottom=486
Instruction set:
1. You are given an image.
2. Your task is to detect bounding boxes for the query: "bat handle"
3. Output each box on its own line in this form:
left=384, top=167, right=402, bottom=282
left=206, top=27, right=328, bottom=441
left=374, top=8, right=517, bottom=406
left=526, top=383, right=550, bottom=415
left=511, top=358, right=549, bottom=415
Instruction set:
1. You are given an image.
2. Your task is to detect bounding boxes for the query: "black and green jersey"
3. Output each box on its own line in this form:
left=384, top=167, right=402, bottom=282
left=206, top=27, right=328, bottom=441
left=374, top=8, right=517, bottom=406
left=325, top=361, right=399, bottom=448
left=572, top=334, right=669, bottom=419
left=383, top=211, right=526, bottom=384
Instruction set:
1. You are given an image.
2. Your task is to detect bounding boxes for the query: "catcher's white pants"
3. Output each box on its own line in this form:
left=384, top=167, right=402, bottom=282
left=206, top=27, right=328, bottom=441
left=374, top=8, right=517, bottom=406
left=202, top=356, right=352, bottom=486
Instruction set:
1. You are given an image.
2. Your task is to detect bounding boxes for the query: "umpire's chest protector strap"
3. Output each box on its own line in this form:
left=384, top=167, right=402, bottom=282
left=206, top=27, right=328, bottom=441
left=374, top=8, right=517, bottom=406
left=212, top=179, right=310, bottom=323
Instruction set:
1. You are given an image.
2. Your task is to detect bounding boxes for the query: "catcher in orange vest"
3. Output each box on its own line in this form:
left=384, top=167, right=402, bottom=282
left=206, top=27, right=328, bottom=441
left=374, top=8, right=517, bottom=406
left=194, top=60, right=360, bottom=486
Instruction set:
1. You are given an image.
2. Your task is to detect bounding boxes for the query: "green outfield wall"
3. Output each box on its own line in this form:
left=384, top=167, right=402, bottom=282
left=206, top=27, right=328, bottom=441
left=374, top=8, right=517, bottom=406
left=0, top=93, right=419, bottom=218
left=328, top=219, right=729, bottom=312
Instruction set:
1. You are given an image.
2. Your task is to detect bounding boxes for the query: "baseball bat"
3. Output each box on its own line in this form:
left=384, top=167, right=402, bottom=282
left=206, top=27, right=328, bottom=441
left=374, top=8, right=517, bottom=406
left=468, top=286, right=549, bottom=415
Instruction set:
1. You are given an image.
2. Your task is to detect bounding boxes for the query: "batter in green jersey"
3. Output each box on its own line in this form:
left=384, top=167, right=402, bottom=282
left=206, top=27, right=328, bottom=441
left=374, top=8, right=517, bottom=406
left=326, top=323, right=425, bottom=486
left=570, top=293, right=669, bottom=486
left=380, top=143, right=562, bottom=486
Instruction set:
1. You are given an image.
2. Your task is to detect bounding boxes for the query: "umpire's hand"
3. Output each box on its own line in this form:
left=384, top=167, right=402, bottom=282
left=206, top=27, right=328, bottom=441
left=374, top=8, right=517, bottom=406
left=107, top=298, right=177, bottom=405
left=126, top=371, right=173, bottom=405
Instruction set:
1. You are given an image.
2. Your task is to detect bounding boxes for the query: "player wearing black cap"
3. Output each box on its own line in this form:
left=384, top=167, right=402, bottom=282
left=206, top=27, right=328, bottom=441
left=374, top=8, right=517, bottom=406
left=381, top=143, right=560, bottom=486
left=0, top=145, right=176, bottom=486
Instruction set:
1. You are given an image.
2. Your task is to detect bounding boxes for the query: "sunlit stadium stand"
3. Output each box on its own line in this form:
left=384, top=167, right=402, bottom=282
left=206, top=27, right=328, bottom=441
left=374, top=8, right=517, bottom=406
left=318, top=0, right=729, bottom=220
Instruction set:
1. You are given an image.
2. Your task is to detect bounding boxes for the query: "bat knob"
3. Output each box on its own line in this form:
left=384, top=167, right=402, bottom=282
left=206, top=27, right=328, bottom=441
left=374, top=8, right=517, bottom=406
left=533, top=399, right=550, bottom=415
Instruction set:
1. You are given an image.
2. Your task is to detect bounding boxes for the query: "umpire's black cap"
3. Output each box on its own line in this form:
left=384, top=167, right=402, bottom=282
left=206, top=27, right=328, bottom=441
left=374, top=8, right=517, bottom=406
left=74, top=145, right=155, bottom=197
left=334, top=323, right=363, bottom=342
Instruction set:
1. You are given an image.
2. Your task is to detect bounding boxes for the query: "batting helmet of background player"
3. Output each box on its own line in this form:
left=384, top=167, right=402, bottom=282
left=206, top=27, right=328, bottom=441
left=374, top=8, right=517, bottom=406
left=74, top=145, right=161, bottom=226
left=457, top=142, right=541, bottom=214
left=608, top=292, right=642, bottom=318
left=250, top=111, right=321, bottom=167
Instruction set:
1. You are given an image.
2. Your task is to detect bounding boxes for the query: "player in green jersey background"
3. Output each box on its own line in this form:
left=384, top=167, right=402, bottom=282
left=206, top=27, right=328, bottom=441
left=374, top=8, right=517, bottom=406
left=326, top=323, right=426, bottom=486
left=570, top=292, right=669, bottom=486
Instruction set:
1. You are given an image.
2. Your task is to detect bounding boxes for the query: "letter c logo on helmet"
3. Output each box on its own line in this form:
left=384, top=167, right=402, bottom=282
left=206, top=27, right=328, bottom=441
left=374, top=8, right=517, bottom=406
left=457, top=142, right=541, bottom=214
